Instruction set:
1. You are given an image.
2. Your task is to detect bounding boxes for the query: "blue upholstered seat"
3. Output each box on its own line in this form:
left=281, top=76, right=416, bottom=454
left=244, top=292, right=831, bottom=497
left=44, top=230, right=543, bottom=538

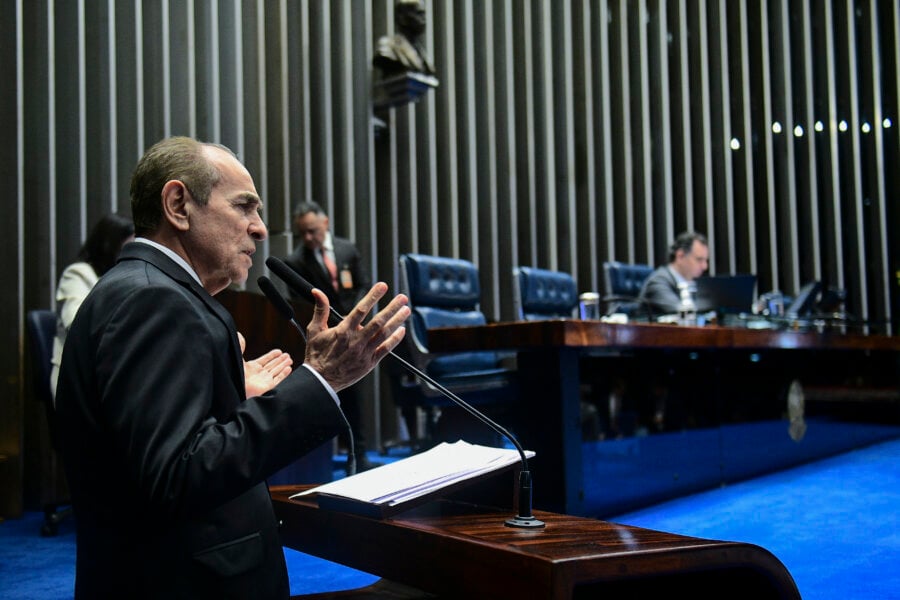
left=401, top=254, right=501, bottom=376
left=384, top=254, right=518, bottom=451
left=602, top=261, right=654, bottom=316
left=512, top=266, right=578, bottom=321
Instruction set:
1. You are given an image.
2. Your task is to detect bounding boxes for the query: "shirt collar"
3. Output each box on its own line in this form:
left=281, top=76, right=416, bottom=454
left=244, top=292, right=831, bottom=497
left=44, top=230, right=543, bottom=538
left=667, top=265, right=688, bottom=286
left=134, top=237, right=203, bottom=287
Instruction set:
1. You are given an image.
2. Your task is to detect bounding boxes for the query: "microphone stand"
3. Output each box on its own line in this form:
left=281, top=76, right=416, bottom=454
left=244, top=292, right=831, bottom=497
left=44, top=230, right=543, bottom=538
left=261, top=261, right=545, bottom=528
left=257, top=276, right=357, bottom=476
left=384, top=347, right=543, bottom=528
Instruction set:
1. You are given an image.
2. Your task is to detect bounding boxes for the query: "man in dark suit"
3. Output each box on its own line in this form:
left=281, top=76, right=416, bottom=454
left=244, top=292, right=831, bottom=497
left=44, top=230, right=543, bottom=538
left=284, top=201, right=369, bottom=320
left=54, top=136, right=410, bottom=599
left=283, top=201, right=376, bottom=472
left=638, top=230, right=710, bottom=316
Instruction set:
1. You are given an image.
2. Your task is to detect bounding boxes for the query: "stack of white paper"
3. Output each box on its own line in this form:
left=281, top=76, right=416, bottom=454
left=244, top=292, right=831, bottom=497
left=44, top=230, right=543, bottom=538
left=292, top=440, right=534, bottom=507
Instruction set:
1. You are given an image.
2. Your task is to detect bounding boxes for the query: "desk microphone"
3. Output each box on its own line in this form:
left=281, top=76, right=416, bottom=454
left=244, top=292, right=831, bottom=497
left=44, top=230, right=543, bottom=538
left=264, top=256, right=544, bottom=528
left=257, top=275, right=357, bottom=477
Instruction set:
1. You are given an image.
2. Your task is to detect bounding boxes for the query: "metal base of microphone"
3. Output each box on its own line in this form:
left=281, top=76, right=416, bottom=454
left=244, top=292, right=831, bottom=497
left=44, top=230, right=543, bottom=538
left=505, top=515, right=545, bottom=528
left=505, top=470, right=545, bottom=528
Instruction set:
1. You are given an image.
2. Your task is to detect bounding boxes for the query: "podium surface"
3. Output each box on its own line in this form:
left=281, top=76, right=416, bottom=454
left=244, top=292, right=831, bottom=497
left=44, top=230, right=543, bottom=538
left=272, top=484, right=800, bottom=599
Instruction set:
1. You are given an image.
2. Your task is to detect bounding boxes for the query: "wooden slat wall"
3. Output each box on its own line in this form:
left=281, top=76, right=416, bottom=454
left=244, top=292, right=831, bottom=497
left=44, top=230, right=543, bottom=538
left=3, top=0, right=899, bottom=515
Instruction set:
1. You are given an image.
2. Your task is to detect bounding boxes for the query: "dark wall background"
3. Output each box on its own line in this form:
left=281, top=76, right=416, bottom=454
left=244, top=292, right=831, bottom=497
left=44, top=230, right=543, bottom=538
left=2, top=0, right=898, bottom=516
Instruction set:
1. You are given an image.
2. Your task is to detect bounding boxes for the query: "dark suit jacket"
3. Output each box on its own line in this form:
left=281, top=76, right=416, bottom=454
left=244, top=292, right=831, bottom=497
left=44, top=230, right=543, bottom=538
left=283, top=236, right=369, bottom=315
left=637, top=265, right=683, bottom=316
left=54, top=242, right=346, bottom=599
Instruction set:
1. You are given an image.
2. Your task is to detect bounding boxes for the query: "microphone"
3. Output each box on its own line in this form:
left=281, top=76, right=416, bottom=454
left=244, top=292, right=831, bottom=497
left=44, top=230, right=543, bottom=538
left=265, top=257, right=343, bottom=327
left=257, top=275, right=356, bottom=476
left=257, top=275, right=301, bottom=328
left=265, top=256, right=544, bottom=528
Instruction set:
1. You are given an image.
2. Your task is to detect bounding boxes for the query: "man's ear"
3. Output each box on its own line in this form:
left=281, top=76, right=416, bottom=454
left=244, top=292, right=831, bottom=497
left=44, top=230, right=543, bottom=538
left=161, top=180, right=191, bottom=232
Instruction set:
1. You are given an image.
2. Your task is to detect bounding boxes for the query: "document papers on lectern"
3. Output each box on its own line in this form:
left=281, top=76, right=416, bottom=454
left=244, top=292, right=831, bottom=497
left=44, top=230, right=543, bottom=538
left=292, top=440, right=534, bottom=509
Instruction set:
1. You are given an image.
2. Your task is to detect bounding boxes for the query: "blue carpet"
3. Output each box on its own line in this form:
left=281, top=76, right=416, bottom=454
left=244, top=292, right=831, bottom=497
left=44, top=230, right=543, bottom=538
left=609, top=437, right=900, bottom=600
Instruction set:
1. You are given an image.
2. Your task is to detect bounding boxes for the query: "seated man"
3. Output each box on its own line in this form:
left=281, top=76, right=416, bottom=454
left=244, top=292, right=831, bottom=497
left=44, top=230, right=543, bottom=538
left=638, top=231, right=709, bottom=316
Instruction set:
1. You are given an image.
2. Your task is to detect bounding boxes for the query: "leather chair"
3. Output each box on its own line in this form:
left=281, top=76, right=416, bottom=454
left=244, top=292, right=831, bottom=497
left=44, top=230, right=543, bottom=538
left=601, top=261, right=654, bottom=318
left=512, top=266, right=578, bottom=321
left=25, top=309, right=73, bottom=536
left=384, top=254, right=519, bottom=452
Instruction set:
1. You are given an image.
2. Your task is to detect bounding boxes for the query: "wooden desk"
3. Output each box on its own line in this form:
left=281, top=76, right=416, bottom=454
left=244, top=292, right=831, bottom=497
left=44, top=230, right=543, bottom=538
left=427, top=320, right=900, bottom=354
left=272, top=484, right=800, bottom=600
left=426, top=320, right=900, bottom=515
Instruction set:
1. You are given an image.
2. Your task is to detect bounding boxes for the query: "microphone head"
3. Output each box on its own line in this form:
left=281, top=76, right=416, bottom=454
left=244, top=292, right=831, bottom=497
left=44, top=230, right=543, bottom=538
left=257, top=276, right=296, bottom=321
left=265, top=256, right=316, bottom=303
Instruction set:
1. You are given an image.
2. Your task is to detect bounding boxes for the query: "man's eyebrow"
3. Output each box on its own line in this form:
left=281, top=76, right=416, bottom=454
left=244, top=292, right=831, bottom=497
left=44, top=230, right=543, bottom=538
left=236, top=192, right=263, bottom=208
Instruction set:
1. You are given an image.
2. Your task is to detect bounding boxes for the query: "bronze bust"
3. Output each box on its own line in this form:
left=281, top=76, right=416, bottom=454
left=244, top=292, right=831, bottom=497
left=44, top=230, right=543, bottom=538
left=373, top=0, right=439, bottom=109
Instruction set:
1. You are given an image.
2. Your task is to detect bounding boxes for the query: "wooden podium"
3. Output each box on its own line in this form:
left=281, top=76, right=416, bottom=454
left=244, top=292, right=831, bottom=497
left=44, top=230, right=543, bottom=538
left=272, top=484, right=800, bottom=600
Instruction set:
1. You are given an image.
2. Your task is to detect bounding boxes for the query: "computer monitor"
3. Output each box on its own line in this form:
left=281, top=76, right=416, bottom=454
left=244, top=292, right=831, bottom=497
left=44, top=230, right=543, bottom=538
left=694, top=274, right=757, bottom=314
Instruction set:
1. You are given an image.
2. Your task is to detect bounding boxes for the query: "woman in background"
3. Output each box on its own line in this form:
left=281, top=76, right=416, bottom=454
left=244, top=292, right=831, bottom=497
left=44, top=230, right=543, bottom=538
left=50, top=213, right=135, bottom=400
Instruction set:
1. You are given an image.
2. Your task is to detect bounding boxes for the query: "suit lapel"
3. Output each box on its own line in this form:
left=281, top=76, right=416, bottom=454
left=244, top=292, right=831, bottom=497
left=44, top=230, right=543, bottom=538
left=118, top=244, right=246, bottom=395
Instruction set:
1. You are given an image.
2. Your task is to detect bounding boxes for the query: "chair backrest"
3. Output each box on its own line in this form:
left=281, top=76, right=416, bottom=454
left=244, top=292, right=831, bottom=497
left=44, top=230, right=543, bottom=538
left=398, top=253, right=500, bottom=374
left=26, top=309, right=63, bottom=452
left=512, top=266, right=578, bottom=321
left=26, top=309, right=57, bottom=407
left=603, top=261, right=654, bottom=298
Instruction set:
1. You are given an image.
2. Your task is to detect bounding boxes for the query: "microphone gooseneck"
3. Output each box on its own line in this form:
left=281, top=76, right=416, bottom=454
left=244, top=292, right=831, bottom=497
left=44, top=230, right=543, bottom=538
left=257, top=276, right=297, bottom=322
left=257, top=275, right=356, bottom=476
left=264, top=256, right=544, bottom=528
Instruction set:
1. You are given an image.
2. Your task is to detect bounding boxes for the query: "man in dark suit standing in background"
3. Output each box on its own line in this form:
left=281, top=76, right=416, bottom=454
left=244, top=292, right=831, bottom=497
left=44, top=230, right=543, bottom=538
left=283, top=201, right=376, bottom=472
left=54, top=136, right=410, bottom=599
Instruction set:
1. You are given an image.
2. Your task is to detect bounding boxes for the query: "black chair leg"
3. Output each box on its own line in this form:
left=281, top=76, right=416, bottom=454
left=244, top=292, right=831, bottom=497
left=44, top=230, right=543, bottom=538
left=40, top=504, right=73, bottom=537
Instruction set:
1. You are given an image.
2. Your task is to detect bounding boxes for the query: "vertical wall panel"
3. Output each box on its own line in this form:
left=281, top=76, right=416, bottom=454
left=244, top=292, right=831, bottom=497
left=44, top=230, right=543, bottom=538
left=572, top=0, right=598, bottom=292
left=842, top=0, right=871, bottom=323
left=551, top=1, right=577, bottom=275
left=474, top=2, right=501, bottom=314
left=647, top=0, right=670, bottom=267
left=709, top=0, right=735, bottom=273
left=634, top=0, right=653, bottom=264
left=732, top=0, right=758, bottom=277
left=0, top=0, right=24, bottom=517
left=693, top=1, right=714, bottom=254
left=614, top=1, right=634, bottom=260
left=773, top=0, right=801, bottom=294
left=84, top=0, right=114, bottom=218
left=670, top=0, right=693, bottom=239
left=596, top=0, right=616, bottom=262
left=799, top=0, right=822, bottom=282
left=494, top=0, right=523, bottom=299
left=433, top=0, right=459, bottom=257
left=4, top=1, right=900, bottom=507
left=822, top=0, right=846, bottom=293
left=513, top=0, right=538, bottom=269
left=864, top=2, right=892, bottom=327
